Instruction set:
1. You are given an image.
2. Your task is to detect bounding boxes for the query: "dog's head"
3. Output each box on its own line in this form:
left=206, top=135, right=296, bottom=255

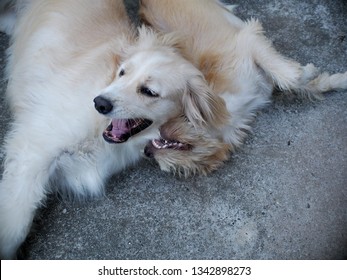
left=144, top=115, right=231, bottom=177
left=94, top=27, right=228, bottom=144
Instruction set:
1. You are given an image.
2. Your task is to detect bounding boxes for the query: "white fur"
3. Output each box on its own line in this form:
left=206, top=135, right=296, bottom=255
left=0, top=0, right=143, bottom=259
left=0, top=0, right=223, bottom=259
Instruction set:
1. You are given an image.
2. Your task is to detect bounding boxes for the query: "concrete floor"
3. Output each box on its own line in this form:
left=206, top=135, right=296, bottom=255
left=0, top=0, right=346, bottom=259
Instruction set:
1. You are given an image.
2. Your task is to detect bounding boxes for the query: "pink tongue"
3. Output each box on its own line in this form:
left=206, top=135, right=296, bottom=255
left=111, top=119, right=129, bottom=137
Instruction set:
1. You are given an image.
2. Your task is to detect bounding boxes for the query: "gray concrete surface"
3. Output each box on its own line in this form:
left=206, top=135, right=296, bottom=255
left=0, top=0, right=346, bottom=260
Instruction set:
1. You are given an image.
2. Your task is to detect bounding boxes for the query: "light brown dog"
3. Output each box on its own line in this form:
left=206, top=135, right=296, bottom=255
left=141, top=0, right=347, bottom=176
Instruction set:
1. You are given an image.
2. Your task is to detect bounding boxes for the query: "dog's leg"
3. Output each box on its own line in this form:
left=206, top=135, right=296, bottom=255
left=53, top=139, right=142, bottom=199
left=220, top=84, right=272, bottom=148
left=238, top=20, right=305, bottom=90
left=0, top=126, right=123, bottom=258
left=0, top=130, right=55, bottom=259
left=297, top=67, right=347, bottom=98
left=53, top=151, right=106, bottom=199
left=52, top=143, right=111, bottom=199
left=0, top=177, right=46, bottom=259
left=239, top=20, right=347, bottom=98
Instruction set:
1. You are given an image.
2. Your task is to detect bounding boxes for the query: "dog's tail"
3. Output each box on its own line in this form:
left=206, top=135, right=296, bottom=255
left=241, top=19, right=347, bottom=99
left=295, top=67, right=347, bottom=99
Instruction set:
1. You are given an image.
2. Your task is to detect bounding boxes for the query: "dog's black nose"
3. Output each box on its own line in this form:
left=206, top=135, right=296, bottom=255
left=144, top=145, right=154, bottom=158
left=94, top=96, right=113, bottom=115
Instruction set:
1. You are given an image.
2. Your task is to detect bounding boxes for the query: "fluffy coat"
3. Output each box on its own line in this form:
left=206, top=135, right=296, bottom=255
left=0, top=0, right=225, bottom=259
left=141, top=0, right=347, bottom=176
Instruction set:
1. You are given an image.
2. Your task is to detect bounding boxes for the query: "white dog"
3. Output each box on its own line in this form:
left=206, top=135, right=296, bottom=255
left=0, top=0, right=226, bottom=259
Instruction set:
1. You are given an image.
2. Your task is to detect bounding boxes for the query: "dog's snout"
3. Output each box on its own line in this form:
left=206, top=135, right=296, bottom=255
left=144, top=145, right=154, bottom=158
left=94, top=96, right=113, bottom=115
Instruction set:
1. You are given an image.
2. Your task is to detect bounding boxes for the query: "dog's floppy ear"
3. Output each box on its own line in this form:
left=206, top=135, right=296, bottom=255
left=183, top=74, right=229, bottom=128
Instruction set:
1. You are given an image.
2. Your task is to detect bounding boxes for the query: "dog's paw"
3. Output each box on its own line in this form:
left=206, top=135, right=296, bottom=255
left=301, top=63, right=320, bottom=83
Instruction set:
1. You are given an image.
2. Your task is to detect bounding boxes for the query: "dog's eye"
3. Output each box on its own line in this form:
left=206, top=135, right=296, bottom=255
left=119, top=69, right=125, bottom=77
left=139, top=85, right=159, bottom=97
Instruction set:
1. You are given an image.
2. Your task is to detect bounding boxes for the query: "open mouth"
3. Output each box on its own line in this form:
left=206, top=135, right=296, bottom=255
left=144, top=136, right=192, bottom=158
left=151, top=138, right=191, bottom=150
left=145, top=137, right=191, bottom=159
left=103, top=118, right=153, bottom=144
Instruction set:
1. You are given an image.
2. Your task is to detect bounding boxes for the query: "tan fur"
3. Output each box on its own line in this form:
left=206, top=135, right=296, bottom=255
left=145, top=116, right=231, bottom=176
left=140, top=0, right=239, bottom=95
left=141, top=0, right=347, bottom=176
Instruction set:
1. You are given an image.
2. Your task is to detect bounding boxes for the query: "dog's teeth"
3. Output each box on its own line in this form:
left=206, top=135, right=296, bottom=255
left=152, top=139, right=162, bottom=149
left=152, top=138, right=185, bottom=150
